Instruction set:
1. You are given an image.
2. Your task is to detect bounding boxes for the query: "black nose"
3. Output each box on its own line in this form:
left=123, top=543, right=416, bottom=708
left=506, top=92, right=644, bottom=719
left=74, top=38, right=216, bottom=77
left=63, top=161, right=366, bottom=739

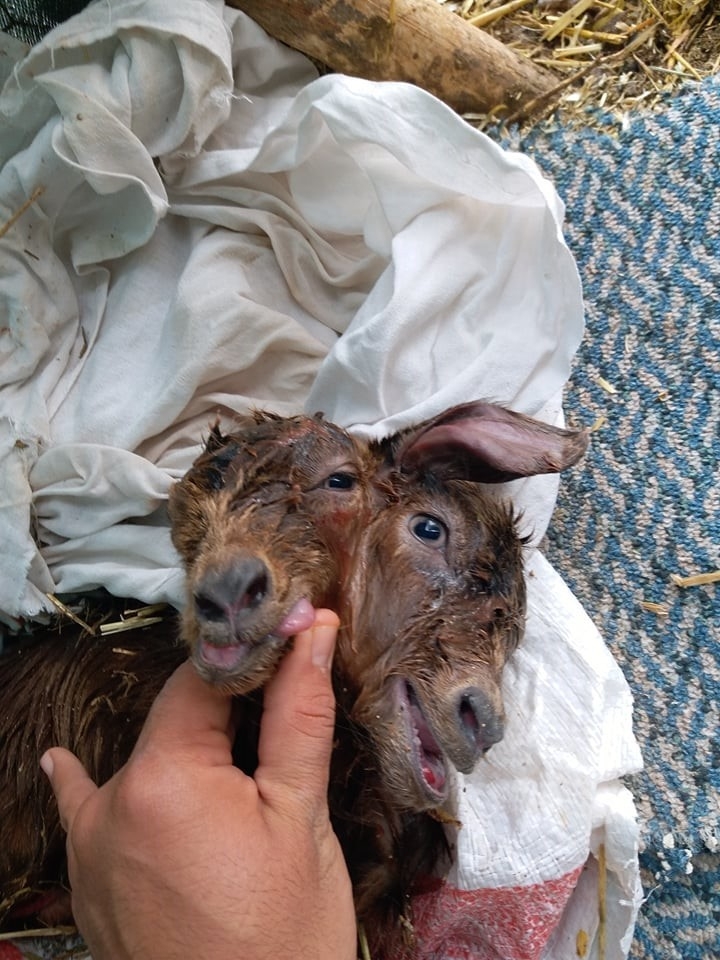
left=456, top=687, right=504, bottom=756
left=194, top=558, right=270, bottom=625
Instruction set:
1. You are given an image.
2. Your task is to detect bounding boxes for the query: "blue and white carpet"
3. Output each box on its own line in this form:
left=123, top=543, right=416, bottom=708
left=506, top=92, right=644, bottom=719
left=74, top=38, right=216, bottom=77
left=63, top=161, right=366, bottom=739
left=510, top=78, right=720, bottom=959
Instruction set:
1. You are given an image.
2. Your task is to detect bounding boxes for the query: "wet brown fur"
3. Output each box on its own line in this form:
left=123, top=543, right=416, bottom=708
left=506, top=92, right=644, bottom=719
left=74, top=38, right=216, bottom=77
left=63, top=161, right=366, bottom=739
left=0, top=404, right=588, bottom=958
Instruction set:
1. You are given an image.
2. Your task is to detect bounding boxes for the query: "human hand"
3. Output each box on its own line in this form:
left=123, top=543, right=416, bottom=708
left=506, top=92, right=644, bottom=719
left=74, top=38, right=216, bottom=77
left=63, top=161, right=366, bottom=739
left=40, top=609, right=356, bottom=960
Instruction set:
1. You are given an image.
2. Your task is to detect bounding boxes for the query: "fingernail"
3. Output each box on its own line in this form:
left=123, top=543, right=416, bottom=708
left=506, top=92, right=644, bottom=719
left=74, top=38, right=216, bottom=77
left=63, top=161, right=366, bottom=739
left=311, top=621, right=337, bottom=670
left=40, top=751, right=54, bottom=779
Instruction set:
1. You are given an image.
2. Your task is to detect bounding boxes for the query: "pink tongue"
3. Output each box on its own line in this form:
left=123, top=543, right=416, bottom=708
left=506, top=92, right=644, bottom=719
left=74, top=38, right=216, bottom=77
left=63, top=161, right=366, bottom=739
left=200, top=641, right=248, bottom=669
left=410, top=700, right=446, bottom=792
left=275, top=598, right=316, bottom=637
left=423, top=762, right=440, bottom=788
left=421, top=752, right=446, bottom=791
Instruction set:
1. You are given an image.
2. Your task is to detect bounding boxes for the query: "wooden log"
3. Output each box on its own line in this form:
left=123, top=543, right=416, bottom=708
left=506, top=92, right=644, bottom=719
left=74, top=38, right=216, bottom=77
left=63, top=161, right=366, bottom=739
left=226, top=0, right=555, bottom=119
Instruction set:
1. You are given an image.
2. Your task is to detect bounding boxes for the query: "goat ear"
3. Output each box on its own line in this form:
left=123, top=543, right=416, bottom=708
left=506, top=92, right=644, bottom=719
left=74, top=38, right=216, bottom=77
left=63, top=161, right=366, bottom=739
left=204, top=421, right=228, bottom=454
left=393, top=401, right=589, bottom=483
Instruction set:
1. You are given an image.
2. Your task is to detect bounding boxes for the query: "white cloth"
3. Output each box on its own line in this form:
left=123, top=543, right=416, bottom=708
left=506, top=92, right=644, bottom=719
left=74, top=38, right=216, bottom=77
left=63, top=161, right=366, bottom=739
left=0, top=3, right=642, bottom=958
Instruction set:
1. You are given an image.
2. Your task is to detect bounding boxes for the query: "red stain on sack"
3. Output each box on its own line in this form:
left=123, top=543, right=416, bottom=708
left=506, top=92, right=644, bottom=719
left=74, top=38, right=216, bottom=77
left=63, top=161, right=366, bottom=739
left=0, top=944, right=25, bottom=960
left=411, top=865, right=584, bottom=960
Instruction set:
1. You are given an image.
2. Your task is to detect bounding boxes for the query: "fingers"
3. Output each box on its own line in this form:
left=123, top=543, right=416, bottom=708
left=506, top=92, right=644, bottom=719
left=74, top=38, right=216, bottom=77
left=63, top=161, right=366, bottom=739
left=42, top=613, right=339, bottom=843
left=40, top=748, right=98, bottom=833
left=131, top=660, right=234, bottom=764
left=256, top=609, right=340, bottom=814
left=306, top=608, right=339, bottom=671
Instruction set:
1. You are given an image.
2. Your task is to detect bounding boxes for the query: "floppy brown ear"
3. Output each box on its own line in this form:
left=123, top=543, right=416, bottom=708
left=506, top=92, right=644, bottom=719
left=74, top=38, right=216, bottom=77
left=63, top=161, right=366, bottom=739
left=392, top=401, right=589, bottom=483
left=204, top=420, right=229, bottom=454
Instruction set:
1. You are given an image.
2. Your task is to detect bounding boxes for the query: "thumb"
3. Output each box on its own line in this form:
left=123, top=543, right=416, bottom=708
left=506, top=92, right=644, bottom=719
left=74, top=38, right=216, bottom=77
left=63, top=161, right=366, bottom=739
left=256, top=609, right=339, bottom=814
left=41, top=747, right=99, bottom=834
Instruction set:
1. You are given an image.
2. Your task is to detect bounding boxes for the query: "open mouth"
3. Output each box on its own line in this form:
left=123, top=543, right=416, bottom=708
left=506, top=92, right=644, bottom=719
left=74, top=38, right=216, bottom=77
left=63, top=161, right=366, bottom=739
left=197, top=597, right=316, bottom=674
left=396, top=678, right=448, bottom=803
left=198, top=637, right=251, bottom=671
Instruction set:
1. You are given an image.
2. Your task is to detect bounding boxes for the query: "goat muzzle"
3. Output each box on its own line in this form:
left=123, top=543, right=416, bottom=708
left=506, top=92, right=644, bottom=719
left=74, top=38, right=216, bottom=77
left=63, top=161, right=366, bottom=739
left=393, top=677, right=505, bottom=808
left=456, top=686, right=505, bottom=762
left=187, top=556, right=316, bottom=690
left=194, top=557, right=271, bottom=636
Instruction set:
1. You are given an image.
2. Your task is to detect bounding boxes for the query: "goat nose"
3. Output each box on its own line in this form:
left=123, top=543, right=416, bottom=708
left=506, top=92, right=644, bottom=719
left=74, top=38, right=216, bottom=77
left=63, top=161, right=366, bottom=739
left=456, top=687, right=504, bottom=756
left=194, top=558, right=270, bottom=624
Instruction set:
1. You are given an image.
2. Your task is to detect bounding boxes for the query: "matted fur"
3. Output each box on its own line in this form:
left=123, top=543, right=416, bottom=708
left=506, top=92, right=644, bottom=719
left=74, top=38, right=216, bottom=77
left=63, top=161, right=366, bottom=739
left=0, top=404, right=587, bottom=958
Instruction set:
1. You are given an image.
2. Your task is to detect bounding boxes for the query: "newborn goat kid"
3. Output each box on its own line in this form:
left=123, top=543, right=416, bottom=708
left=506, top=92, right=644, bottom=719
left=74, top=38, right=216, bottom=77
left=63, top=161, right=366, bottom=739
left=0, top=402, right=587, bottom=957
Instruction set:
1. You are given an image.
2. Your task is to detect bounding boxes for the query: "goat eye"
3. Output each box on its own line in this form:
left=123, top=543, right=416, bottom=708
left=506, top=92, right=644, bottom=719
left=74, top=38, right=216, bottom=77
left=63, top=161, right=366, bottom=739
left=325, top=472, right=356, bottom=490
left=410, top=514, right=447, bottom=546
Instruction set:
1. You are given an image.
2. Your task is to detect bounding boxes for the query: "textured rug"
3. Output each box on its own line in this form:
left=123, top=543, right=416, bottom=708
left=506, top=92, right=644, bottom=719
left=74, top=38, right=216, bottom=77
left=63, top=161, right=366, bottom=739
left=509, top=80, right=720, bottom=958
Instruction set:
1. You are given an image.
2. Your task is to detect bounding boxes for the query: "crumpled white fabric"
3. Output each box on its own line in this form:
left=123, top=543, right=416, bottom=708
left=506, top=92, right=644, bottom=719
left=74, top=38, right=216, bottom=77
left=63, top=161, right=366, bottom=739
left=0, top=2, right=642, bottom=957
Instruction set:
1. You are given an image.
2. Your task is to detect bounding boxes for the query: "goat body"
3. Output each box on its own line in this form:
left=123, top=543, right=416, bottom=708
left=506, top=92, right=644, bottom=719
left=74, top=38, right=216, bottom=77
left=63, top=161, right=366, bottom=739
left=0, top=403, right=588, bottom=957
